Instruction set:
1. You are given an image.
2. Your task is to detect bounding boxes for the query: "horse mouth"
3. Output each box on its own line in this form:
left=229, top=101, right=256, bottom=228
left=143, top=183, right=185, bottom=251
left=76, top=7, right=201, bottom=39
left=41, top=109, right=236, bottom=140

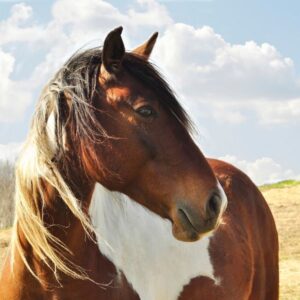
left=172, top=208, right=219, bottom=242
left=178, top=209, right=200, bottom=235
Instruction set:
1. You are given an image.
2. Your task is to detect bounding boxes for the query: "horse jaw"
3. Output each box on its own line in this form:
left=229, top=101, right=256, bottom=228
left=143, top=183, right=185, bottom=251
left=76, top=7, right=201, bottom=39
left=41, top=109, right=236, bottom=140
left=89, top=184, right=218, bottom=300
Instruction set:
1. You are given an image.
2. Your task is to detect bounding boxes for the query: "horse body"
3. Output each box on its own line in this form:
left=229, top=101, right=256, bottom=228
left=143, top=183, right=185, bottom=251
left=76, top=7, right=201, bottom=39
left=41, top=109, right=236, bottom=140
left=90, top=159, right=278, bottom=300
left=0, top=158, right=278, bottom=300
left=0, top=27, right=278, bottom=300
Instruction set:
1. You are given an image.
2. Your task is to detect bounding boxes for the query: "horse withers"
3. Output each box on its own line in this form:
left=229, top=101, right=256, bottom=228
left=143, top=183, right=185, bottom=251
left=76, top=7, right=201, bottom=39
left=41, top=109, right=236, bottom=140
left=0, top=27, right=278, bottom=300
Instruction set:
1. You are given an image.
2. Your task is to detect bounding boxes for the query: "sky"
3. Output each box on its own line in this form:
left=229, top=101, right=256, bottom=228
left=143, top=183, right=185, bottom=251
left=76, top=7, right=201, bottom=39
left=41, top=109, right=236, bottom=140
left=0, top=0, right=299, bottom=185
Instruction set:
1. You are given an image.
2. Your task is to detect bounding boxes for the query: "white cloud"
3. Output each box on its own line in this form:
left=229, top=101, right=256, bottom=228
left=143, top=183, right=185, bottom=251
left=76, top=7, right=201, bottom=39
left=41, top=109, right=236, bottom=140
left=154, top=23, right=300, bottom=124
left=254, top=99, right=300, bottom=124
left=127, top=0, right=172, bottom=28
left=219, top=155, right=300, bottom=185
left=0, top=48, right=32, bottom=122
left=1, top=0, right=300, bottom=126
left=0, top=3, right=44, bottom=45
left=210, top=102, right=247, bottom=124
left=51, top=0, right=172, bottom=44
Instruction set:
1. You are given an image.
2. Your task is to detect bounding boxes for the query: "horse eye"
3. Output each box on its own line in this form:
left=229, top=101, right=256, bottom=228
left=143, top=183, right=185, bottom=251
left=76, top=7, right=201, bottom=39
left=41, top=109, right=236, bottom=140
left=136, top=105, right=155, bottom=117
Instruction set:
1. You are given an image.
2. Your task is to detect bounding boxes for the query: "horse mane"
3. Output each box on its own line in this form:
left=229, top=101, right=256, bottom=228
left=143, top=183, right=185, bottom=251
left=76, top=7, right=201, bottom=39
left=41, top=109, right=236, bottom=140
left=11, top=47, right=192, bottom=283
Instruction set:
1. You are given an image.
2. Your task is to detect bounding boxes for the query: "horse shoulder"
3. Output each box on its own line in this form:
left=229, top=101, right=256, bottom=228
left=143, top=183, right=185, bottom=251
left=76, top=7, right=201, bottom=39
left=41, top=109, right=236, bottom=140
left=179, top=158, right=278, bottom=300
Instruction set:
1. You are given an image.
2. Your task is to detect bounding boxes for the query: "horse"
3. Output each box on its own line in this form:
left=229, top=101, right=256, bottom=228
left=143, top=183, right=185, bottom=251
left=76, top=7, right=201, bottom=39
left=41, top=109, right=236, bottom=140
left=0, top=27, right=278, bottom=300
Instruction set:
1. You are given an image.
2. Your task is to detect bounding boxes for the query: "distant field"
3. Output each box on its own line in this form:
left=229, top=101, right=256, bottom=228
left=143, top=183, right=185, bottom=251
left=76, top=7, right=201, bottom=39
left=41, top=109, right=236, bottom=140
left=260, top=179, right=300, bottom=192
left=0, top=182, right=300, bottom=299
left=0, top=227, right=11, bottom=267
left=262, top=183, right=300, bottom=299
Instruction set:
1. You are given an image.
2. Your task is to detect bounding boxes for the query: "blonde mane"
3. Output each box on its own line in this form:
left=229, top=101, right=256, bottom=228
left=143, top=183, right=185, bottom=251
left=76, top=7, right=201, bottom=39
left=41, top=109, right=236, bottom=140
left=11, top=102, right=94, bottom=283
left=11, top=49, right=106, bottom=284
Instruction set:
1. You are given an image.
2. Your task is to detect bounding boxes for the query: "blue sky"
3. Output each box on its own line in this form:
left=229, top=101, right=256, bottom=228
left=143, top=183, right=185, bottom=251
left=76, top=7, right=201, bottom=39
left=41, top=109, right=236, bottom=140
left=0, top=0, right=299, bottom=184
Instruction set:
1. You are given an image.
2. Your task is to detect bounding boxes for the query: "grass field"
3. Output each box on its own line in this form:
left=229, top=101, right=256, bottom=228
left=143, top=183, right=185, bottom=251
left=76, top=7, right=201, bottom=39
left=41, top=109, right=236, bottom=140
left=260, top=179, right=300, bottom=192
left=0, top=183, right=299, bottom=299
left=263, top=183, right=300, bottom=299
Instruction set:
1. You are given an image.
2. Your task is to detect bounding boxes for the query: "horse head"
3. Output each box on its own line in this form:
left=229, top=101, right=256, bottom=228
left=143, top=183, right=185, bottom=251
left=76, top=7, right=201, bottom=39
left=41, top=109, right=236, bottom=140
left=73, top=27, right=228, bottom=241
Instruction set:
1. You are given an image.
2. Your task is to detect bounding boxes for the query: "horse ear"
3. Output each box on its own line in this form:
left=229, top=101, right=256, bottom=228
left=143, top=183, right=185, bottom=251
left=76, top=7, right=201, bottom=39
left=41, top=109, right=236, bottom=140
left=132, top=32, right=158, bottom=60
left=101, top=26, right=125, bottom=79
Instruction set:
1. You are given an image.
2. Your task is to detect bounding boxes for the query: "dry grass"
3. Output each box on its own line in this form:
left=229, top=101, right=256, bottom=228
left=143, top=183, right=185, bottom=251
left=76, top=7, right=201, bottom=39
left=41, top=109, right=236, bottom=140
left=0, top=184, right=299, bottom=299
left=0, top=227, right=11, bottom=267
left=263, top=185, right=300, bottom=299
left=0, top=160, right=15, bottom=229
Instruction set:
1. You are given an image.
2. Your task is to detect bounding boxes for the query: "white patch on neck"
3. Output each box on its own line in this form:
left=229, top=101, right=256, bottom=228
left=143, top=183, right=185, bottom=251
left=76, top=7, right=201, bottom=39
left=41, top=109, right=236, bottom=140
left=90, top=184, right=217, bottom=300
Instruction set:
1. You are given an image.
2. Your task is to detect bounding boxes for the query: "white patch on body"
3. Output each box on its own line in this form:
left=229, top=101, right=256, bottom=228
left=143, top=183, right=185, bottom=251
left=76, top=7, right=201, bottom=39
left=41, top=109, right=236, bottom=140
left=90, top=184, right=218, bottom=300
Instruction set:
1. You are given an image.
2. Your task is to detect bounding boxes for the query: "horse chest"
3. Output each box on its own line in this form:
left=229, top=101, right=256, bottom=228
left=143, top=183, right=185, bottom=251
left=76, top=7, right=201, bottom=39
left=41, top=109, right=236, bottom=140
left=90, top=184, right=217, bottom=300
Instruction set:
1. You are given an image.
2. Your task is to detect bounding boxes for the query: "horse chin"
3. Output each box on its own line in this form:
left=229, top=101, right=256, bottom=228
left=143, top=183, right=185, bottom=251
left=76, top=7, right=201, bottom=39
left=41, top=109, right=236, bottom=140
left=172, top=224, right=202, bottom=242
left=171, top=221, right=217, bottom=242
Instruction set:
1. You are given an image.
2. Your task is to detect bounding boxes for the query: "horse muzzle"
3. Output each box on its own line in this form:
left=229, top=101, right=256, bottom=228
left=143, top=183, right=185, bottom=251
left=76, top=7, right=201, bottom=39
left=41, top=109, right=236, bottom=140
left=171, top=185, right=227, bottom=242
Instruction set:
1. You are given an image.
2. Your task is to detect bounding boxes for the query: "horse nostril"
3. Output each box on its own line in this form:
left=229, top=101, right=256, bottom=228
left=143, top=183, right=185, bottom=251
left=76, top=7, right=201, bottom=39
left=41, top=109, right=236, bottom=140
left=177, top=206, right=202, bottom=233
left=207, top=192, right=221, bottom=218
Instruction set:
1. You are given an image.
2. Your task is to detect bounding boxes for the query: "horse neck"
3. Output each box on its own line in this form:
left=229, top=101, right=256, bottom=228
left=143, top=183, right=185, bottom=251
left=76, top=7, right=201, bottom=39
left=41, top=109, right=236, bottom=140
left=2, top=164, right=98, bottom=292
left=42, top=178, right=95, bottom=257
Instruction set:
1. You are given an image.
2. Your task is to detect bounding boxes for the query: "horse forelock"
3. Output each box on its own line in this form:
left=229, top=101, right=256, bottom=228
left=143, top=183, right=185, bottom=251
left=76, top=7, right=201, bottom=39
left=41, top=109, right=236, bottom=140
left=45, top=48, right=193, bottom=150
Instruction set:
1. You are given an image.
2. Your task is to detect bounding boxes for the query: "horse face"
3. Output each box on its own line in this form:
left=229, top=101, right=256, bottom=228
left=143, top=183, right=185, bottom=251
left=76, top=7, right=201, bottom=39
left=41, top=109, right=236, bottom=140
left=89, top=27, right=227, bottom=242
